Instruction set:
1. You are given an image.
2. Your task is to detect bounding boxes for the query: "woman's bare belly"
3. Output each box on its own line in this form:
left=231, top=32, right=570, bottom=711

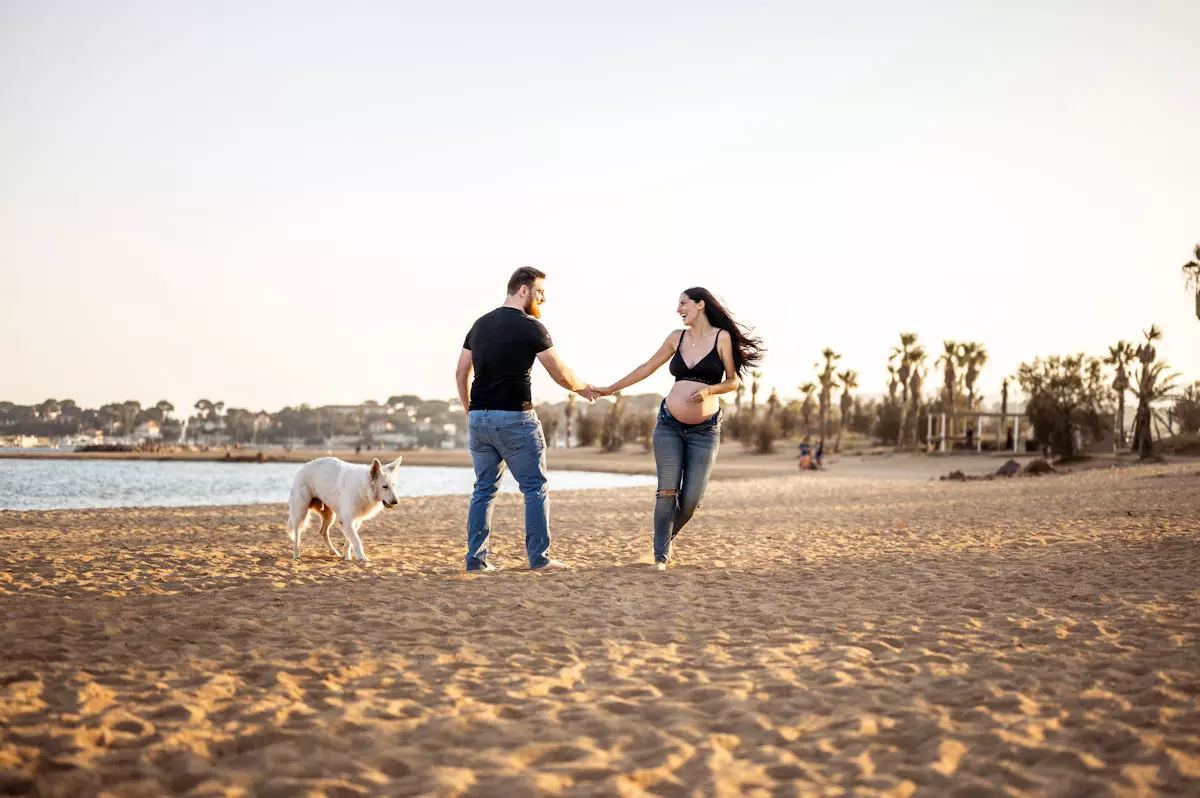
left=665, top=380, right=721, bottom=425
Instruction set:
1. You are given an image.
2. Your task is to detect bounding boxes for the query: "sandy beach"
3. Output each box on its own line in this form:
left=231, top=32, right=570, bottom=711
left=2, top=462, right=1198, bottom=796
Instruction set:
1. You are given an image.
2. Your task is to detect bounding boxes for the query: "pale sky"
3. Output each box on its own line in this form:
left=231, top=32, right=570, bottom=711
left=2, top=1, right=1197, bottom=413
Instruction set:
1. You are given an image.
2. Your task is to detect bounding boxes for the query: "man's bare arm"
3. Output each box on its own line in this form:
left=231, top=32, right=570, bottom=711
left=455, top=348, right=473, bottom=413
left=536, top=347, right=596, bottom=399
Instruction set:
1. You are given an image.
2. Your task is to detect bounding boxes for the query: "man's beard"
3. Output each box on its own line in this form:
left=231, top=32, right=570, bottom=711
left=525, top=295, right=542, bottom=318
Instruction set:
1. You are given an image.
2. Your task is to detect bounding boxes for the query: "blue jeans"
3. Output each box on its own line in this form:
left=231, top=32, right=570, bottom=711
left=652, top=401, right=720, bottom=563
left=466, top=410, right=551, bottom=570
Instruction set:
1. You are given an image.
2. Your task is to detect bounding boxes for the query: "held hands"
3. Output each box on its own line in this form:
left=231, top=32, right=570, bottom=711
left=576, top=384, right=615, bottom=401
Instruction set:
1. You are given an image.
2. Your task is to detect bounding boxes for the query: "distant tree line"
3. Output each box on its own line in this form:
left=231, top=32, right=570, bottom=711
left=0, top=395, right=467, bottom=449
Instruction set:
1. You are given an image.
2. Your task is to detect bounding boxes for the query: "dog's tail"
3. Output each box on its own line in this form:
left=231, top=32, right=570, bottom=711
left=286, top=479, right=310, bottom=543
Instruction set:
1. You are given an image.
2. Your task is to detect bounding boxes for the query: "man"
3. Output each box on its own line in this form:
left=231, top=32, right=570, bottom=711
left=455, top=267, right=598, bottom=572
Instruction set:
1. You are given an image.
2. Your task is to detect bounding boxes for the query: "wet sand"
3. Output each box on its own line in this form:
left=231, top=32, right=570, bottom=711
left=1, top=463, right=1198, bottom=796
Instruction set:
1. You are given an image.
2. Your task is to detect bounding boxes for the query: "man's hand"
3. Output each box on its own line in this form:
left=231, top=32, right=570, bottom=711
left=592, top=385, right=615, bottom=397
left=576, top=385, right=601, bottom=402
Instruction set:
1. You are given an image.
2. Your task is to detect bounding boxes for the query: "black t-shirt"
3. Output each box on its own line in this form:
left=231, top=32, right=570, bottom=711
left=463, top=307, right=554, bottom=411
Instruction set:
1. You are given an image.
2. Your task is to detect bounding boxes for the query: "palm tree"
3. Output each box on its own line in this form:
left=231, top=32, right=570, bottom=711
left=886, top=363, right=900, bottom=403
left=999, top=376, right=1011, bottom=449
left=1182, top=243, right=1200, bottom=321
left=836, top=369, right=858, bottom=453
left=798, top=382, right=817, bottom=435
left=564, top=393, right=576, bottom=448
left=891, top=333, right=917, bottom=404
left=766, top=387, right=780, bottom=420
left=936, top=340, right=959, bottom=437
left=603, top=392, right=626, bottom=452
left=960, top=342, right=988, bottom=412
left=892, top=333, right=918, bottom=446
left=1136, top=361, right=1179, bottom=437
left=816, top=349, right=842, bottom=445
left=907, top=346, right=928, bottom=449
left=1104, top=341, right=1136, bottom=447
left=1131, top=325, right=1178, bottom=458
left=750, top=371, right=763, bottom=416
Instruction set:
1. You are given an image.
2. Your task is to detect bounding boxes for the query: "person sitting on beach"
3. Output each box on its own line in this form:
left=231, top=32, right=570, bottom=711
left=596, top=287, right=764, bottom=570
left=798, top=437, right=813, bottom=470
left=455, top=267, right=599, bottom=573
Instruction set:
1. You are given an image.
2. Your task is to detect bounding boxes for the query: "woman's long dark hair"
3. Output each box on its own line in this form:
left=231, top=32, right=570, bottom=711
left=684, top=287, right=765, bottom=379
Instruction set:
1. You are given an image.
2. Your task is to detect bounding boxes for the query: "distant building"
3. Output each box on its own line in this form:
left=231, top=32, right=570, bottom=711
left=320, top=405, right=361, bottom=418
left=132, top=420, right=161, bottom=441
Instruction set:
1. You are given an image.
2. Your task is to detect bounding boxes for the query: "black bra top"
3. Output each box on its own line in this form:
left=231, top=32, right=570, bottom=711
left=669, top=330, right=725, bottom=385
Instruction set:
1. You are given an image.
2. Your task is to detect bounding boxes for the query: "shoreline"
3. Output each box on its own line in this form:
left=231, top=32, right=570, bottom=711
left=2, top=444, right=1191, bottom=483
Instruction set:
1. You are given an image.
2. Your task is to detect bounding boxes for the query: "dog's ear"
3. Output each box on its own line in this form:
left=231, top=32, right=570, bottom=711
left=386, top=456, right=403, bottom=472
left=370, top=458, right=382, bottom=478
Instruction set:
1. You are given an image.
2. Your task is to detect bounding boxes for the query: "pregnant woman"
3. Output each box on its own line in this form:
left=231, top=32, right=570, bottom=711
left=599, top=287, right=764, bottom=569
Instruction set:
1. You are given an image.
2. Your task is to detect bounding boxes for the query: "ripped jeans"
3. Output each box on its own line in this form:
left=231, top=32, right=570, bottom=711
left=652, top=400, right=720, bottom=563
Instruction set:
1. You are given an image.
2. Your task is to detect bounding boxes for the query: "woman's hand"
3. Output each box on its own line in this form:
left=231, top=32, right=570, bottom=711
left=688, top=386, right=709, bottom=404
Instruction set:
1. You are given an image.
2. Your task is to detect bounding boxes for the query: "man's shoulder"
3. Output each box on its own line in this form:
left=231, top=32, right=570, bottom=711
left=504, top=308, right=551, bottom=335
left=473, top=307, right=551, bottom=339
left=469, top=307, right=508, bottom=331
left=475, top=307, right=507, bottom=323
left=522, top=314, right=551, bottom=334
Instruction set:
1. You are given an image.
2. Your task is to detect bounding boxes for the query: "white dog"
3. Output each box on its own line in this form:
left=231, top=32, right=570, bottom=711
left=286, top=456, right=402, bottom=561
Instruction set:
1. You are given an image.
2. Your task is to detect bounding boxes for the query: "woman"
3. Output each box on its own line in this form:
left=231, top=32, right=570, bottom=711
left=599, top=288, right=764, bottom=569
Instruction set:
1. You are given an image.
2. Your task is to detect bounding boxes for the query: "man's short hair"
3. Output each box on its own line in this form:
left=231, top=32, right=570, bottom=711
left=507, top=266, right=546, bottom=296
